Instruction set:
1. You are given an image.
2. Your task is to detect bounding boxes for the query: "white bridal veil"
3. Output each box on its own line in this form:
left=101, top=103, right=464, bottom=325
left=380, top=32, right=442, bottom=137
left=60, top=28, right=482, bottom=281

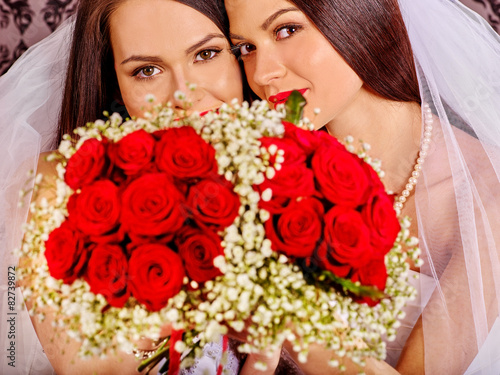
left=0, top=18, right=72, bottom=374
left=1, top=0, right=500, bottom=374
left=398, top=0, right=500, bottom=373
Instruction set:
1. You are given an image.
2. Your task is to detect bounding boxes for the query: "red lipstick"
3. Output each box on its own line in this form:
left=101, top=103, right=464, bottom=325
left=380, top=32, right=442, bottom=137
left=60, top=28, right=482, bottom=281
left=269, top=88, right=308, bottom=108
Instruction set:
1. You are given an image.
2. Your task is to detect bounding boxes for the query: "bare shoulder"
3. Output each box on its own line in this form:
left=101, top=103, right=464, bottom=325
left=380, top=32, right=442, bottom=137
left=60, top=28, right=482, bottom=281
left=36, top=151, right=59, bottom=180
left=453, top=125, right=500, bottom=198
left=33, top=151, right=60, bottom=203
left=424, top=122, right=497, bottom=192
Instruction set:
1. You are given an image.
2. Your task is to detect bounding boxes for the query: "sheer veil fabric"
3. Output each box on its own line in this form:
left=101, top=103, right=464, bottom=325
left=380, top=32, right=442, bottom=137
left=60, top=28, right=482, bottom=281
left=398, top=0, right=500, bottom=373
left=1, top=0, right=500, bottom=374
left=0, top=18, right=72, bottom=374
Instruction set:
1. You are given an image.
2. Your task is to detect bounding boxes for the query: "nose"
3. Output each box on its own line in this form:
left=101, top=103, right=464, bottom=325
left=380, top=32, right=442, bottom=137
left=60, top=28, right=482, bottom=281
left=168, top=67, right=191, bottom=110
left=249, top=45, right=286, bottom=89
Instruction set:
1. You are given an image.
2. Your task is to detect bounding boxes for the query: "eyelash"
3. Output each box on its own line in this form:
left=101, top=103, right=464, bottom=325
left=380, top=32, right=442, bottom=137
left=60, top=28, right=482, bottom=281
left=132, top=66, right=161, bottom=81
left=274, top=23, right=302, bottom=41
left=194, top=48, right=222, bottom=62
left=230, top=44, right=253, bottom=60
left=231, top=23, right=303, bottom=60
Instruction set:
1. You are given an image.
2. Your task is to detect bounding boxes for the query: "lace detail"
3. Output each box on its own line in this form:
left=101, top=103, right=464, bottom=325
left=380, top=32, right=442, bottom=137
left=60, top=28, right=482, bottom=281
left=177, top=337, right=240, bottom=375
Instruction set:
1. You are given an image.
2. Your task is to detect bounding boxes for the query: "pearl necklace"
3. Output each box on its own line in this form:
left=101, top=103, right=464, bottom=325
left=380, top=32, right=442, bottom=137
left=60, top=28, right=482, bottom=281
left=394, top=102, right=434, bottom=214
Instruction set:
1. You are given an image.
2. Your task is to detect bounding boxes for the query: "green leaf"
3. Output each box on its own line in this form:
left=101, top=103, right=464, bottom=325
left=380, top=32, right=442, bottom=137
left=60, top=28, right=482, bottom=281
left=284, top=90, right=307, bottom=125
left=319, top=271, right=387, bottom=300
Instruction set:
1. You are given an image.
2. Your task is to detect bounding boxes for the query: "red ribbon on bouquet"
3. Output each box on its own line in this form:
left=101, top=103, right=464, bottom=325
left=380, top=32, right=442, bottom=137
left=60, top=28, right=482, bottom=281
left=168, top=329, right=184, bottom=375
left=216, top=335, right=229, bottom=375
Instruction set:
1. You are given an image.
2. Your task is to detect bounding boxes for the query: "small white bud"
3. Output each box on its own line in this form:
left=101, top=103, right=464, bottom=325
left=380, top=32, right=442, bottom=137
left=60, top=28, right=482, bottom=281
left=144, top=93, right=156, bottom=103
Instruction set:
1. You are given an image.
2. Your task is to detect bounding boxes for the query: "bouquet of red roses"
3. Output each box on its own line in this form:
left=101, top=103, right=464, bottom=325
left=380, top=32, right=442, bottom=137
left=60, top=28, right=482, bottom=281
left=47, top=125, right=239, bottom=312
left=19, top=96, right=419, bottom=373
left=256, top=121, right=401, bottom=307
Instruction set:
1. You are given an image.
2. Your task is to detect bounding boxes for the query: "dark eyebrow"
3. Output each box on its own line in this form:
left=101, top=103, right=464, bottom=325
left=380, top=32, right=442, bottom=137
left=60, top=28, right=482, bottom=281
left=229, top=7, right=299, bottom=41
left=185, top=33, right=226, bottom=54
left=229, top=33, right=245, bottom=41
left=120, top=55, right=164, bottom=65
left=120, top=33, right=225, bottom=65
left=261, top=7, right=299, bottom=30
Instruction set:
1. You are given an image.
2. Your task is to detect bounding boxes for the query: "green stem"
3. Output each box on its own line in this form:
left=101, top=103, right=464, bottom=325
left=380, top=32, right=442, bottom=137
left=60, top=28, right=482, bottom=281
left=137, top=338, right=170, bottom=373
left=320, top=271, right=387, bottom=300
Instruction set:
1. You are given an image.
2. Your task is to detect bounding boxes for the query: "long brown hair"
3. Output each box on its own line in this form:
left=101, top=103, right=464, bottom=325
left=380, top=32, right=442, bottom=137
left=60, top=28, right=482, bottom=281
left=57, top=0, right=235, bottom=144
left=285, top=0, right=420, bottom=103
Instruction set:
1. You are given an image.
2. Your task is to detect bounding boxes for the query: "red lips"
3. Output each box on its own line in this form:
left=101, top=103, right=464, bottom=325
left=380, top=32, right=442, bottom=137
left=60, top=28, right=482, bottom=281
left=269, top=88, right=308, bottom=108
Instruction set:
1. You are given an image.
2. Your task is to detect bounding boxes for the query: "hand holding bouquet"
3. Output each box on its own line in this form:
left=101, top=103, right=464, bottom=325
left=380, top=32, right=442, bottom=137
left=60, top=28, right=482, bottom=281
left=19, top=94, right=419, bottom=373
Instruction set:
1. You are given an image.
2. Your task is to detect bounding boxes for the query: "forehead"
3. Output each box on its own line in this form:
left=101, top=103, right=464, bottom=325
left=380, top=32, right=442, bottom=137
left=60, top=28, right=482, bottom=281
left=224, top=0, right=299, bottom=31
left=225, top=0, right=294, bottom=13
left=110, top=0, right=222, bottom=56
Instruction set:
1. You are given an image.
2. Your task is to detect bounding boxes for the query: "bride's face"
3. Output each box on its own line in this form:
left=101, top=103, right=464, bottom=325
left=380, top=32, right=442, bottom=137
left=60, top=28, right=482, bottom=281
left=110, top=0, right=243, bottom=118
left=225, top=0, right=363, bottom=129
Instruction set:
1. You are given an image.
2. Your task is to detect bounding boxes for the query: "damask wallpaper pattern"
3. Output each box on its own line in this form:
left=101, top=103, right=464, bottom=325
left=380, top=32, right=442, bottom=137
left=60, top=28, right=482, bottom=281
left=0, top=0, right=499, bottom=76
left=0, top=0, right=78, bottom=75
left=466, top=0, right=500, bottom=30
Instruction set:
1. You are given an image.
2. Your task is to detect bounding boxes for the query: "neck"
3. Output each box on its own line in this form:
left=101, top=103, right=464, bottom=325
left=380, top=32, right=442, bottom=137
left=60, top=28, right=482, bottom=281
left=324, top=88, right=422, bottom=195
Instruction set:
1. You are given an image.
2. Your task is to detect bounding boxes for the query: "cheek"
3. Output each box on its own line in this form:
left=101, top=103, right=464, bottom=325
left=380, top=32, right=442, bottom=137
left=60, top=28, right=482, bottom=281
left=120, top=81, right=169, bottom=118
left=205, top=60, right=244, bottom=103
left=121, top=88, right=151, bottom=118
left=307, top=54, right=363, bottom=126
left=243, top=61, right=264, bottom=98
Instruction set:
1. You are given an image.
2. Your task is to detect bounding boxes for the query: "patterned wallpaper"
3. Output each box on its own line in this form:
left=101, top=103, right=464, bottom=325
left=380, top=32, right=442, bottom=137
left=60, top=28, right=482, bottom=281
left=0, top=0, right=499, bottom=76
left=464, top=0, right=500, bottom=31
left=0, top=0, right=78, bottom=75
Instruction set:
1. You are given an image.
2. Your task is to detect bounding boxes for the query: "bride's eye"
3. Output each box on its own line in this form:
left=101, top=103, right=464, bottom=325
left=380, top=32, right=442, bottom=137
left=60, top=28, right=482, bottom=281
left=231, top=43, right=256, bottom=59
left=134, top=66, right=161, bottom=80
left=275, top=24, right=302, bottom=41
left=194, top=49, right=221, bottom=62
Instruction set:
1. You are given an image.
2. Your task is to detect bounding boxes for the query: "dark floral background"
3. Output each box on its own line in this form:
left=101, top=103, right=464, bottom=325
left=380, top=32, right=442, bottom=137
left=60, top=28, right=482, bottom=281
left=0, top=0, right=499, bottom=76
left=0, top=0, right=78, bottom=75
left=467, top=0, right=500, bottom=31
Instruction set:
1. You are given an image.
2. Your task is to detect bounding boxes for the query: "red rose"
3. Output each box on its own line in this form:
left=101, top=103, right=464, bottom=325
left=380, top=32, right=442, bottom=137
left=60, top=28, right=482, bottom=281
left=322, top=206, right=372, bottom=269
left=351, top=259, right=388, bottom=306
left=314, top=128, right=344, bottom=149
left=259, top=136, right=307, bottom=167
left=187, top=177, right=240, bottom=230
left=44, top=221, right=88, bottom=284
left=364, top=162, right=386, bottom=194
left=65, top=138, right=107, bottom=190
left=362, top=191, right=400, bottom=258
left=155, top=126, right=217, bottom=181
left=312, top=144, right=372, bottom=208
left=282, top=123, right=339, bottom=157
left=67, top=180, right=121, bottom=236
left=84, top=243, right=130, bottom=307
left=108, top=129, right=155, bottom=175
left=256, top=164, right=317, bottom=214
left=121, top=173, right=186, bottom=237
left=266, top=197, right=324, bottom=258
left=126, top=232, right=172, bottom=253
left=314, top=242, right=352, bottom=278
left=175, top=226, right=224, bottom=283
left=128, top=244, right=185, bottom=311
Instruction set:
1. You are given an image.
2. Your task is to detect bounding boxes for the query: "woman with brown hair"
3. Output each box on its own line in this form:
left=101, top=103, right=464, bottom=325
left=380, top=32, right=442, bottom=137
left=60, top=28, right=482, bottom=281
left=223, top=0, right=500, bottom=373
left=0, top=0, right=267, bottom=374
